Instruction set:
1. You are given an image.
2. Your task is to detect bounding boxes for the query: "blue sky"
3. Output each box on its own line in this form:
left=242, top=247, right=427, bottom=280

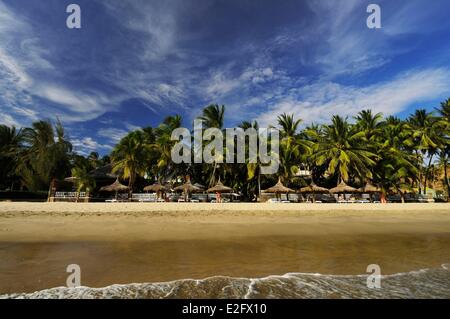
left=1, top=0, right=450, bottom=155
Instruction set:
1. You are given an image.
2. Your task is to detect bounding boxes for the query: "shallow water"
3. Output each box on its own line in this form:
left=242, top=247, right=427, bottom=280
left=1, top=233, right=449, bottom=298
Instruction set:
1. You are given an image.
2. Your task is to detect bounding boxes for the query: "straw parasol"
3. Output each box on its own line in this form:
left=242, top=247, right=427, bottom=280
left=175, top=181, right=201, bottom=201
left=207, top=180, right=234, bottom=203
left=100, top=178, right=129, bottom=200
left=262, top=179, right=294, bottom=201
left=144, top=182, right=170, bottom=200
left=144, top=183, right=169, bottom=193
left=358, top=182, right=381, bottom=202
left=207, top=180, right=233, bottom=193
left=358, top=182, right=381, bottom=193
left=299, top=183, right=329, bottom=193
left=299, top=183, right=329, bottom=203
left=174, top=181, right=201, bottom=193
left=330, top=181, right=358, bottom=194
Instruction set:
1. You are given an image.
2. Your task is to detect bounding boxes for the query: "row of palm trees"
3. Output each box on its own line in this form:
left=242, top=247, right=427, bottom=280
left=1, top=99, right=449, bottom=201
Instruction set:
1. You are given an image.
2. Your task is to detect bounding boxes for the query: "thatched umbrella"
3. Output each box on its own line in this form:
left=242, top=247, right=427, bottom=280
left=358, top=182, right=381, bottom=193
left=207, top=180, right=233, bottom=203
left=299, top=183, right=329, bottom=203
left=144, top=183, right=169, bottom=193
left=100, top=178, right=129, bottom=200
left=330, top=181, right=358, bottom=202
left=358, top=182, right=381, bottom=202
left=263, top=179, right=295, bottom=201
left=175, top=181, right=201, bottom=201
left=144, top=183, right=169, bottom=200
left=175, top=181, right=201, bottom=193
left=330, top=181, right=358, bottom=194
left=207, top=181, right=233, bottom=193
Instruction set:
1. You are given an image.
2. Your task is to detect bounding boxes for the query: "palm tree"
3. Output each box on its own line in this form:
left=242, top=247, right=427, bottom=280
left=198, top=104, right=225, bottom=186
left=436, top=153, right=449, bottom=200
left=354, top=109, right=384, bottom=142
left=437, top=98, right=450, bottom=120
left=152, top=115, right=183, bottom=179
left=239, top=121, right=261, bottom=198
left=0, top=125, right=23, bottom=190
left=408, top=109, right=445, bottom=194
left=87, top=152, right=100, bottom=169
left=436, top=100, right=450, bottom=198
left=373, top=118, right=418, bottom=202
left=71, top=164, right=96, bottom=202
left=198, top=104, right=225, bottom=129
left=18, top=120, right=72, bottom=191
left=314, top=115, right=378, bottom=185
left=277, top=113, right=302, bottom=140
left=111, top=130, right=149, bottom=195
left=277, top=114, right=312, bottom=184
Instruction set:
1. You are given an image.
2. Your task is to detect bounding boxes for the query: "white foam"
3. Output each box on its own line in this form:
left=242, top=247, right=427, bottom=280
left=2, top=266, right=449, bottom=299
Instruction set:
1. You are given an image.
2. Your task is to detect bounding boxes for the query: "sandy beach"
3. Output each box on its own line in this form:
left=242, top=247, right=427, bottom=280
left=1, top=202, right=449, bottom=297
left=0, top=202, right=450, bottom=241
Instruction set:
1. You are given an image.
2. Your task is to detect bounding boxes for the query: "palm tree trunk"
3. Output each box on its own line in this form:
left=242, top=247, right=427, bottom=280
left=257, top=168, right=261, bottom=201
left=380, top=192, right=387, bottom=204
left=415, top=150, right=422, bottom=194
left=210, top=162, right=217, bottom=187
left=444, top=157, right=450, bottom=202
left=128, top=173, right=135, bottom=201
left=423, top=154, right=434, bottom=195
left=400, top=192, right=405, bottom=204
left=47, top=179, right=55, bottom=202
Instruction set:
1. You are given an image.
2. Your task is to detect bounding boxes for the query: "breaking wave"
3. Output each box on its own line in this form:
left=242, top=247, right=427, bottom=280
left=2, top=265, right=449, bottom=299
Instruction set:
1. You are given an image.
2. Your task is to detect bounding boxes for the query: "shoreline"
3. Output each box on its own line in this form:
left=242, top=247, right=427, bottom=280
left=1, top=202, right=449, bottom=294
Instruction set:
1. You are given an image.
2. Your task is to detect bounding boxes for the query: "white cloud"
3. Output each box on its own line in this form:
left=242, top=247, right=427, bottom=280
left=256, top=68, right=450, bottom=126
left=0, top=113, right=21, bottom=127
left=124, top=122, right=142, bottom=131
left=0, top=48, right=32, bottom=88
left=0, top=2, right=117, bottom=127
left=100, top=0, right=178, bottom=60
left=97, top=128, right=129, bottom=143
left=35, top=84, right=114, bottom=121
left=72, top=137, right=113, bottom=152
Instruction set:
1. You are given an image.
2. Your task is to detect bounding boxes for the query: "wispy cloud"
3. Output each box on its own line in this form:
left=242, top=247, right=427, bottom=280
left=72, top=137, right=113, bottom=155
left=0, top=0, right=117, bottom=125
left=256, top=68, right=450, bottom=126
left=97, top=128, right=128, bottom=143
left=1, top=0, right=449, bottom=156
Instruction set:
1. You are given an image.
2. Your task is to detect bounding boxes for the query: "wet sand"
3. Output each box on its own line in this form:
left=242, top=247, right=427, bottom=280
left=0, top=202, right=449, bottom=295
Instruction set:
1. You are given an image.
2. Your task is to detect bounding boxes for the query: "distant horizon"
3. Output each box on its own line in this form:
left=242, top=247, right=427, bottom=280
left=1, top=0, right=450, bottom=157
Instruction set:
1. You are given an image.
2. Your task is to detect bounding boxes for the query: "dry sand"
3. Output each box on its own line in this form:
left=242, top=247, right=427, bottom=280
left=0, top=202, right=449, bottom=242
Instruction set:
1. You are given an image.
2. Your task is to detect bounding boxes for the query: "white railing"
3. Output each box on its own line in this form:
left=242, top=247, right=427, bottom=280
left=55, top=192, right=87, bottom=198
left=131, top=193, right=157, bottom=202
